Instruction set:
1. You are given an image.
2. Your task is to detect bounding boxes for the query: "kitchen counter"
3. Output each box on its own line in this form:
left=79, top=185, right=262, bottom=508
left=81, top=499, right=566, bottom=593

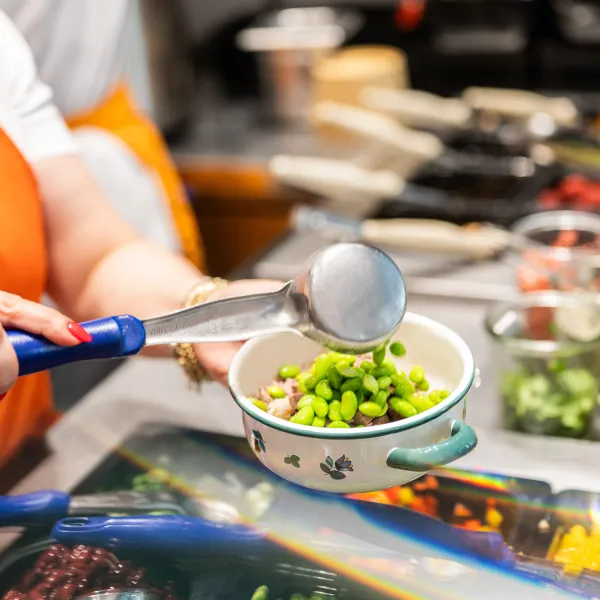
left=7, top=234, right=600, bottom=499
left=5, top=227, right=600, bottom=554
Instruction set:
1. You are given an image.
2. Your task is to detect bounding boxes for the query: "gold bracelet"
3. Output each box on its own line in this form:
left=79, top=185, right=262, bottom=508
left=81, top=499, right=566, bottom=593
left=172, top=277, right=229, bottom=389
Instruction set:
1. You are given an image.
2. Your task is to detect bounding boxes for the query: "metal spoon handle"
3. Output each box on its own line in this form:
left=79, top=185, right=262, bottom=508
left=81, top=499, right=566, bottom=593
left=7, top=286, right=301, bottom=377
left=143, top=284, right=300, bottom=345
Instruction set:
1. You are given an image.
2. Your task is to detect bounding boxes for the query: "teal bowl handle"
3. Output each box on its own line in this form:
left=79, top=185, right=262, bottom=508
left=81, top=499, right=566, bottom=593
left=387, top=421, right=477, bottom=472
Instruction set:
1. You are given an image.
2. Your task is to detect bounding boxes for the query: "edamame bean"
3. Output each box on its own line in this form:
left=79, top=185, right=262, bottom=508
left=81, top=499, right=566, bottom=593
left=312, top=416, right=326, bottom=427
left=328, top=400, right=343, bottom=421
left=304, top=375, right=317, bottom=391
left=327, top=364, right=343, bottom=390
left=297, top=395, right=316, bottom=410
left=315, top=380, right=333, bottom=401
left=312, top=396, right=329, bottom=418
left=382, top=359, right=397, bottom=375
left=395, top=380, right=415, bottom=398
left=418, top=380, right=430, bottom=392
left=331, top=389, right=341, bottom=401
left=297, top=373, right=310, bottom=393
left=390, top=342, right=406, bottom=357
left=340, top=377, right=362, bottom=393
left=377, top=376, right=392, bottom=390
left=251, top=399, right=267, bottom=411
left=267, top=386, right=286, bottom=399
left=371, top=366, right=391, bottom=379
left=251, top=585, right=269, bottom=600
left=278, top=364, right=301, bottom=379
left=361, top=360, right=375, bottom=372
left=337, top=363, right=359, bottom=378
left=363, top=374, right=379, bottom=396
left=341, top=390, right=358, bottom=421
left=439, top=390, right=450, bottom=400
left=359, top=401, right=383, bottom=418
left=373, top=344, right=386, bottom=366
left=339, top=354, right=356, bottom=365
left=328, top=421, right=350, bottom=429
left=409, top=366, right=425, bottom=384
left=408, top=395, right=435, bottom=414
left=377, top=402, right=388, bottom=417
left=428, top=390, right=442, bottom=404
left=312, top=355, right=332, bottom=381
left=390, top=397, right=418, bottom=418
left=373, top=390, right=390, bottom=406
left=290, top=405, right=315, bottom=425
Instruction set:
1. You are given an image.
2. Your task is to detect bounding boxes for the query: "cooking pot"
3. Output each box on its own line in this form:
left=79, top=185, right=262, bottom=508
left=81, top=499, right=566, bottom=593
left=229, top=312, right=478, bottom=493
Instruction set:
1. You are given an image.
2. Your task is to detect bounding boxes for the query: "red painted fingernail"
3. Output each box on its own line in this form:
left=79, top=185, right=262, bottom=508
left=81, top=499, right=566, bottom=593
left=67, top=322, right=93, bottom=343
left=0, top=393, right=7, bottom=401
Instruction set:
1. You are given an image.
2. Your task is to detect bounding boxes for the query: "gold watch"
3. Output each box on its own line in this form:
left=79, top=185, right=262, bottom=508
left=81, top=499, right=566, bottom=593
left=172, top=277, right=228, bottom=388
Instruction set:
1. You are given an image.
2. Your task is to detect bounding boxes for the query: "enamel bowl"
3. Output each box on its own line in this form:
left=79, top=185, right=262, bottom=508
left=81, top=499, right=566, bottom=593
left=229, top=312, right=477, bottom=493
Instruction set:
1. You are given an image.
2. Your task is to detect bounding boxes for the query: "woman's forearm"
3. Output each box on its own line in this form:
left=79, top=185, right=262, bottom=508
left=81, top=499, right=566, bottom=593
left=38, top=155, right=206, bottom=357
left=73, top=240, right=206, bottom=356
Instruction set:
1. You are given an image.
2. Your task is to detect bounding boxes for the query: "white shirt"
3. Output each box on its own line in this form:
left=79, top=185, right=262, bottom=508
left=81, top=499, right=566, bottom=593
left=0, top=10, right=76, bottom=163
left=0, top=0, right=128, bottom=116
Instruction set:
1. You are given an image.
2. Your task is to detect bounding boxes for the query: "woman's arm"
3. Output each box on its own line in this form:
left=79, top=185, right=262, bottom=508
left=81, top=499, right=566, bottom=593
left=38, top=155, right=282, bottom=377
left=38, top=155, right=205, bottom=357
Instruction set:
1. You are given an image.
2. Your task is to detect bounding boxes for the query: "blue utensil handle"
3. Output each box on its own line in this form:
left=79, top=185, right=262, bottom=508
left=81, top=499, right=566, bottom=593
left=386, top=420, right=477, bottom=472
left=7, top=316, right=146, bottom=376
left=0, top=491, right=70, bottom=527
left=52, top=515, right=265, bottom=555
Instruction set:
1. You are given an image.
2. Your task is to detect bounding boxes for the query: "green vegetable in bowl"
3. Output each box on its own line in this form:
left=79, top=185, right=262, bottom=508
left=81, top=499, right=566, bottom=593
left=250, top=586, right=331, bottom=600
left=500, top=364, right=599, bottom=438
left=254, top=343, right=452, bottom=428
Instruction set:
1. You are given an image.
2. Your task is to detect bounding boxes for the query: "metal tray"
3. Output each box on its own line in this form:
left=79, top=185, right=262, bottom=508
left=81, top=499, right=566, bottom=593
left=375, top=164, right=560, bottom=226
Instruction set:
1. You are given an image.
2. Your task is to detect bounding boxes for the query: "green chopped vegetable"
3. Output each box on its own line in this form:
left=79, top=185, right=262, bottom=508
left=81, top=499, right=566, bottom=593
left=390, top=342, right=406, bottom=357
left=267, top=385, right=286, bottom=399
left=279, top=364, right=301, bottom=379
left=500, top=361, right=598, bottom=438
left=260, top=340, right=445, bottom=427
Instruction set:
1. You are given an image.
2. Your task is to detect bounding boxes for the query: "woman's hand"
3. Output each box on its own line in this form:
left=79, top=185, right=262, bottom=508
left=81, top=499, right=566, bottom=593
left=0, top=292, right=92, bottom=396
left=193, top=279, right=284, bottom=385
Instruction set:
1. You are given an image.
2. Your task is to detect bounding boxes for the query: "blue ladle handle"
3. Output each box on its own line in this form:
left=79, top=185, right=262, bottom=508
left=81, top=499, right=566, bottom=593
left=52, top=515, right=265, bottom=554
left=0, top=491, right=71, bottom=527
left=7, top=316, right=146, bottom=376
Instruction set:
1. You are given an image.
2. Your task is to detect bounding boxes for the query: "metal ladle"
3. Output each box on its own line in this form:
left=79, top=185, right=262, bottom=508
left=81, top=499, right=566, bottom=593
left=8, top=243, right=407, bottom=376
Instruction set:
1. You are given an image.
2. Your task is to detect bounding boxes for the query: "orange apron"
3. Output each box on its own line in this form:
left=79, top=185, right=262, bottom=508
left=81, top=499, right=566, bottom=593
left=0, top=128, right=57, bottom=466
left=66, top=84, right=205, bottom=272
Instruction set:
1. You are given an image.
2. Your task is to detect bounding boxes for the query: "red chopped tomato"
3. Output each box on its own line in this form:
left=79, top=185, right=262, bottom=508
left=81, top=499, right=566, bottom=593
left=453, top=503, right=473, bottom=518
left=554, top=230, right=578, bottom=248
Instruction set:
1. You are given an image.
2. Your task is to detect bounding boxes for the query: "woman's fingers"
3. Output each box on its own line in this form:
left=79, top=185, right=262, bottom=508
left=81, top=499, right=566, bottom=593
left=0, top=292, right=91, bottom=346
left=193, top=341, right=243, bottom=387
left=0, top=325, right=18, bottom=395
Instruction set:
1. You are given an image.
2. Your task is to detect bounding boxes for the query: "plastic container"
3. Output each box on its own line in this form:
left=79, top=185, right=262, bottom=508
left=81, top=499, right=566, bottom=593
left=0, top=540, right=191, bottom=600
left=544, top=490, right=600, bottom=580
left=510, top=211, right=600, bottom=293
left=345, top=470, right=552, bottom=556
left=485, top=292, right=600, bottom=439
left=0, top=538, right=396, bottom=600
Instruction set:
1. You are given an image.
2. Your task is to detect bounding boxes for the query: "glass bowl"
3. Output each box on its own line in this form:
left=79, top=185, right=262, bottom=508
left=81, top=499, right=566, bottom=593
left=510, top=210, right=600, bottom=293
left=485, top=292, right=600, bottom=439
